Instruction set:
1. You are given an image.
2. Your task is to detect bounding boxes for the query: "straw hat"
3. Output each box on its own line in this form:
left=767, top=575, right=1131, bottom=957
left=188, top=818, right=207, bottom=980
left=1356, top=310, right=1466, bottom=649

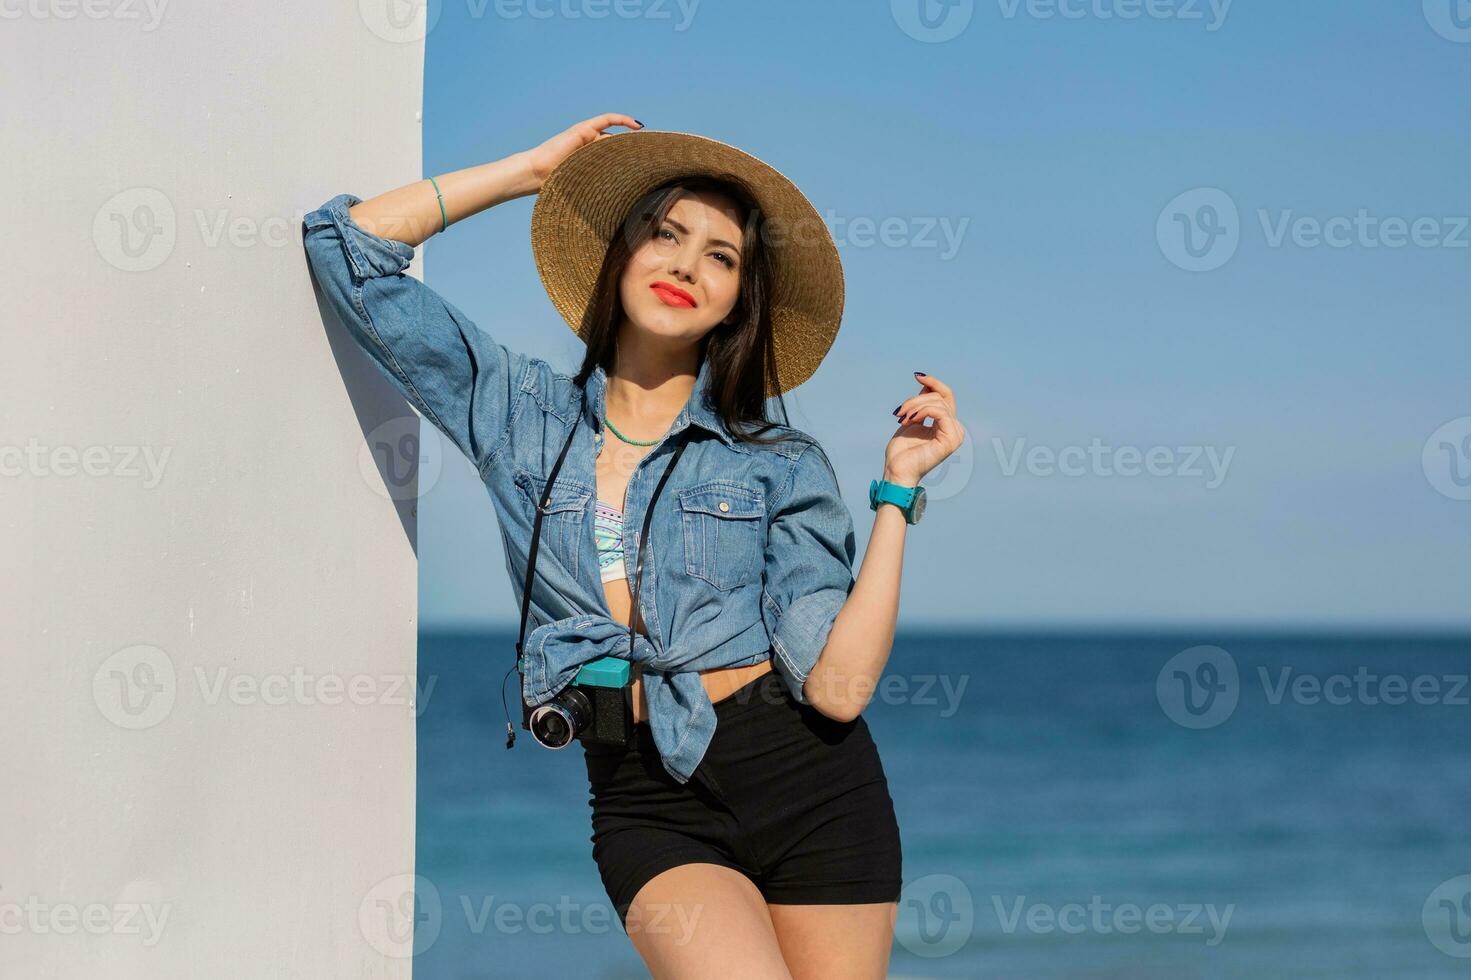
left=530, top=129, right=845, bottom=397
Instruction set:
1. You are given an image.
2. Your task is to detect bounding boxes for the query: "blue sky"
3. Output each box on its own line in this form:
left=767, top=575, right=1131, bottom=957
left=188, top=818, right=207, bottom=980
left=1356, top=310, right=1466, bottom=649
left=407, top=0, right=1470, bottom=629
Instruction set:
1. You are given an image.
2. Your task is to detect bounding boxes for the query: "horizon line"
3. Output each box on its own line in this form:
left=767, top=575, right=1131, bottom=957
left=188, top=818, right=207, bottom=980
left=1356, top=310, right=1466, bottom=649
left=419, top=619, right=1471, bottom=638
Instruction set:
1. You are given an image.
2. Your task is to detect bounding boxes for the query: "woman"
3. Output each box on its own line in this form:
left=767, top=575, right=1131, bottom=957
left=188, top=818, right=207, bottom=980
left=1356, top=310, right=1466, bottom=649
left=301, top=113, right=965, bottom=979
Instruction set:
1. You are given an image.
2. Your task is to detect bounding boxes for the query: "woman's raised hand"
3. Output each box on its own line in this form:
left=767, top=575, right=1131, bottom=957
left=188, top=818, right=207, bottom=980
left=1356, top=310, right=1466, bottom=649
left=884, top=372, right=966, bottom=486
left=524, top=113, right=644, bottom=189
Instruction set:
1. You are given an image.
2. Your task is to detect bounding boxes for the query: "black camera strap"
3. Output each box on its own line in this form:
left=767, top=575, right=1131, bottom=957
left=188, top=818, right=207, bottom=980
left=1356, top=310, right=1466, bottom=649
left=502, top=398, right=691, bottom=748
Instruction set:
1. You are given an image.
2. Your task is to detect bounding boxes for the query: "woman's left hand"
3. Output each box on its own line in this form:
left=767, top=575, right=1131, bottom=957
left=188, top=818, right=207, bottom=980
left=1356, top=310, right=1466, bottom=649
left=884, top=372, right=966, bottom=485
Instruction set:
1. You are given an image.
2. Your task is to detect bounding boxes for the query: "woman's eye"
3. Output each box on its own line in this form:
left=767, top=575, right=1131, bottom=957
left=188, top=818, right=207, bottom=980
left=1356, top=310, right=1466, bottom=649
left=654, top=227, right=733, bottom=267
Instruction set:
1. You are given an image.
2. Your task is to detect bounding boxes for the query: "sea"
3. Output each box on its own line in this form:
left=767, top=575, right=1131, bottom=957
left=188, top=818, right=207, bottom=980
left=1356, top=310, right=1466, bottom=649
left=412, top=629, right=1471, bottom=979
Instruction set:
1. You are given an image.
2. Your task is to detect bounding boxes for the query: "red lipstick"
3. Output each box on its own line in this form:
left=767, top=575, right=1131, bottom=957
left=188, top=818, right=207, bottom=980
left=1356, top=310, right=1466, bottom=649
left=650, top=281, right=696, bottom=308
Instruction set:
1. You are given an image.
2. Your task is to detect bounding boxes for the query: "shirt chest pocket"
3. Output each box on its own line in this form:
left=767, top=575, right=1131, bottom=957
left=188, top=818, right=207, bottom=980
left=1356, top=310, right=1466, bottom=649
left=676, top=481, right=766, bottom=592
left=515, top=467, right=593, bottom=578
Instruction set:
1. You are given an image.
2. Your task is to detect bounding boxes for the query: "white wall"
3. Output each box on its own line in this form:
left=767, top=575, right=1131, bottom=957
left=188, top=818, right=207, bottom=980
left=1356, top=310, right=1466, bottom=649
left=1, top=5, right=425, bottom=976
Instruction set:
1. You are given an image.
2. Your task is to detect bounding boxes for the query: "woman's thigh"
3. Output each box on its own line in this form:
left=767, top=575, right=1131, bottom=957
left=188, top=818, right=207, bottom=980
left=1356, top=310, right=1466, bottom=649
left=766, top=901, right=898, bottom=980
left=625, top=863, right=793, bottom=980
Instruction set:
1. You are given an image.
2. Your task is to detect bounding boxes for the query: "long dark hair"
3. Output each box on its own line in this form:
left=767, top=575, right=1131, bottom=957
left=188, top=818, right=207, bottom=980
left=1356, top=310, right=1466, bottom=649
left=572, top=174, right=796, bottom=447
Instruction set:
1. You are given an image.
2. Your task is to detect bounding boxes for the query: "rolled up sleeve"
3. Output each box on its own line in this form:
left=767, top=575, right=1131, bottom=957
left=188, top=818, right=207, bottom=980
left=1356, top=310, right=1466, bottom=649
left=301, top=192, right=530, bottom=475
left=761, top=440, right=857, bottom=705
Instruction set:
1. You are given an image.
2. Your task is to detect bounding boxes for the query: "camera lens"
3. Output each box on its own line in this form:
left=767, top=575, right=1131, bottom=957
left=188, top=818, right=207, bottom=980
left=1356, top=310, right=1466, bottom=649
left=530, top=688, right=592, bottom=748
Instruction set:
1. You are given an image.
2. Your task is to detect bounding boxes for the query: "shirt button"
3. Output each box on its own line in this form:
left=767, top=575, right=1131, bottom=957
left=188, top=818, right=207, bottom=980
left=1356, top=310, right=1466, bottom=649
left=718, top=500, right=730, bottom=512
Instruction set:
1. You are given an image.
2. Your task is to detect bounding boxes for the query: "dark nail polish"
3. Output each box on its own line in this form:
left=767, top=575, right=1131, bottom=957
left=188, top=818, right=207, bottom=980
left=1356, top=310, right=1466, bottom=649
left=892, top=405, right=901, bottom=415
left=915, top=371, right=926, bottom=377
left=634, top=119, right=644, bottom=127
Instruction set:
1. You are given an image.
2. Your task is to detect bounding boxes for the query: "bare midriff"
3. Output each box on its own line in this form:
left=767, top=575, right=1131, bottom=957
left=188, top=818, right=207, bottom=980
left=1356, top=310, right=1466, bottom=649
left=603, top=570, right=772, bottom=726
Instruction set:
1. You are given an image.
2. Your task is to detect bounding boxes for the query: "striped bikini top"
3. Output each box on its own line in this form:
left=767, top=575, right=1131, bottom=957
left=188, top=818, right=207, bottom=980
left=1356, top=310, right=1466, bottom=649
left=593, top=498, right=627, bottom=584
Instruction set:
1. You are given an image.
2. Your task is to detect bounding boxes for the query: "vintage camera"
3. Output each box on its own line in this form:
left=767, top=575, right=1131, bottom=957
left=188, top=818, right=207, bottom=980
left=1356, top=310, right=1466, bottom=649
left=522, top=656, right=634, bottom=749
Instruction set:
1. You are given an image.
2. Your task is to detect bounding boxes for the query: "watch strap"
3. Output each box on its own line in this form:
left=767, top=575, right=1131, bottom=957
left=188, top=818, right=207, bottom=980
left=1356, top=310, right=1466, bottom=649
left=870, top=477, right=919, bottom=520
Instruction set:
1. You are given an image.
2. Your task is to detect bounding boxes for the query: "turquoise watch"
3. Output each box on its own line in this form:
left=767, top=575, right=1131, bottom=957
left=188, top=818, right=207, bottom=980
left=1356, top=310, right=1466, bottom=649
left=869, top=477, right=926, bottom=525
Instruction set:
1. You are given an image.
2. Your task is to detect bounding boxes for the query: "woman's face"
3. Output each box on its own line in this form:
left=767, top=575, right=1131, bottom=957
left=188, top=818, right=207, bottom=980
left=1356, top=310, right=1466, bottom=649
left=618, top=189, right=745, bottom=345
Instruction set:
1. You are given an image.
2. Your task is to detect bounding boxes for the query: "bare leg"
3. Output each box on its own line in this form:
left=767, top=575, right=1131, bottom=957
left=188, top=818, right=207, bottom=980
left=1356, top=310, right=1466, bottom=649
left=766, top=902, right=898, bottom=980
left=624, top=864, right=793, bottom=980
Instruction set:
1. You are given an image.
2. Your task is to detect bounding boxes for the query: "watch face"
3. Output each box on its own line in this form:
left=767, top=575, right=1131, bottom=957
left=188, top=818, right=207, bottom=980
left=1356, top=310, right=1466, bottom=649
left=911, top=487, right=926, bottom=523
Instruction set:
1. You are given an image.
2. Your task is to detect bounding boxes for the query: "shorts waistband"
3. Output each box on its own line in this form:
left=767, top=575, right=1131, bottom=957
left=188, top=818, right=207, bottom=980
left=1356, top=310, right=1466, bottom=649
left=623, top=663, right=791, bottom=739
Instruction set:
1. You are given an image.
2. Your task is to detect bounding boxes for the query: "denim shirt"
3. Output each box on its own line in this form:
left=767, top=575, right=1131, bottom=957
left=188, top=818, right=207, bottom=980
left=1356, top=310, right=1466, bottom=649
left=301, top=193, right=857, bottom=784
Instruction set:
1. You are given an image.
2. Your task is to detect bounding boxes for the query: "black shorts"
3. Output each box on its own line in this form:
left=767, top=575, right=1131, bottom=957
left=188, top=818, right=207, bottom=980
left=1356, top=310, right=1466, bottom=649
left=581, top=668, right=903, bottom=926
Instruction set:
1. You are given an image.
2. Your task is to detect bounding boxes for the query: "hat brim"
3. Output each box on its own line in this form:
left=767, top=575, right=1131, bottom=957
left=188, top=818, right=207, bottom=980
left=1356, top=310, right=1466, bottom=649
left=530, top=130, right=844, bottom=398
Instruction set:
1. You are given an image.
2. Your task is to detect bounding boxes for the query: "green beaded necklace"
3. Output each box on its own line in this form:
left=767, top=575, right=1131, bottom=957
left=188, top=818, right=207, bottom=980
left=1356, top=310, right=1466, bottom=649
left=603, top=416, right=664, bottom=446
